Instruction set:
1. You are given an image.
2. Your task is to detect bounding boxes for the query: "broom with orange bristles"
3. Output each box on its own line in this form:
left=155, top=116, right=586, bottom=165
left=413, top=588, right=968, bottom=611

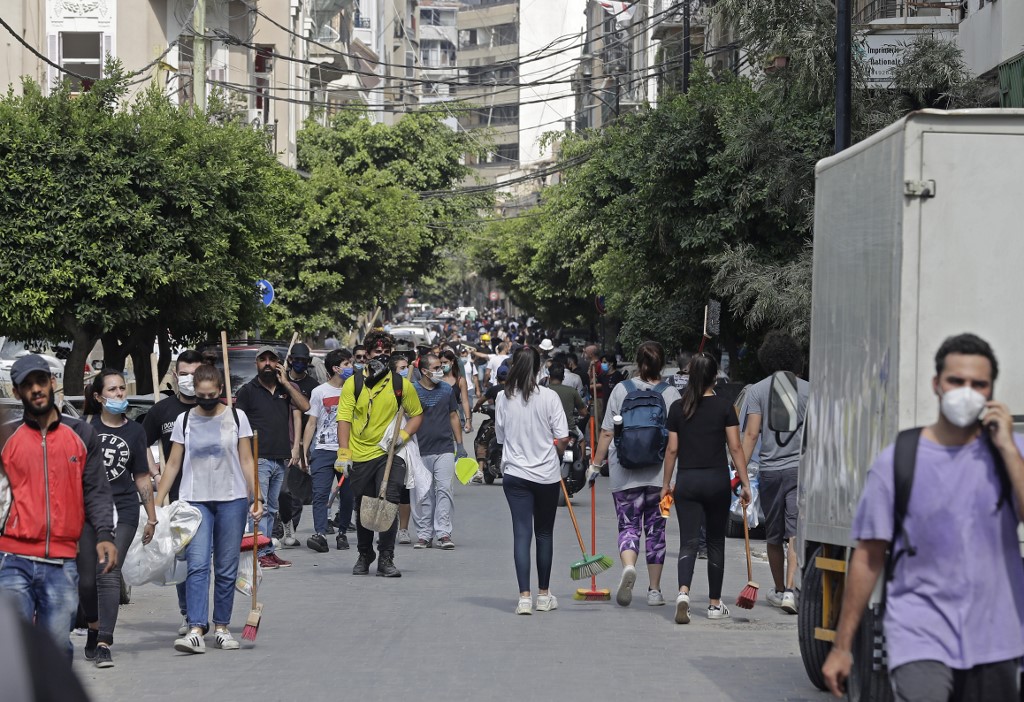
left=242, top=431, right=264, bottom=641
left=574, top=379, right=612, bottom=602
left=735, top=500, right=759, bottom=609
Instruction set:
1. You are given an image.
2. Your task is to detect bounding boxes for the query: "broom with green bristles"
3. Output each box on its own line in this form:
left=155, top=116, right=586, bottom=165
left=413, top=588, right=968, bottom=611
left=561, top=479, right=613, bottom=580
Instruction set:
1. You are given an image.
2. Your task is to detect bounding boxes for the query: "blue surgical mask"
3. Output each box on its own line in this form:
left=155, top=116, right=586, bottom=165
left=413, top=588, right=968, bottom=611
left=399, top=369, right=409, bottom=378
left=442, top=364, right=452, bottom=374
left=340, top=367, right=355, bottom=380
left=291, top=360, right=309, bottom=374
left=354, top=363, right=365, bottom=371
left=104, top=397, right=129, bottom=415
left=601, top=362, right=610, bottom=373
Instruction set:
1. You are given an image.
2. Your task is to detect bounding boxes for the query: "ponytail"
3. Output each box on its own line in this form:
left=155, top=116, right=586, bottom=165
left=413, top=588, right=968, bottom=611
left=504, top=346, right=540, bottom=401
left=679, top=352, right=718, bottom=419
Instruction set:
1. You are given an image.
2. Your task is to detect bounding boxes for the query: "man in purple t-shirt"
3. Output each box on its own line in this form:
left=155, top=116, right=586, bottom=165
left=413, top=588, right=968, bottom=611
left=823, top=333, right=1024, bottom=701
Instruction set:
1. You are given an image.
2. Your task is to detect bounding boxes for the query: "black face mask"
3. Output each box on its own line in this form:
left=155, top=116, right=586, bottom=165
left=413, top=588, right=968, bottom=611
left=196, top=397, right=222, bottom=411
left=366, top=355, right=391, bottom=387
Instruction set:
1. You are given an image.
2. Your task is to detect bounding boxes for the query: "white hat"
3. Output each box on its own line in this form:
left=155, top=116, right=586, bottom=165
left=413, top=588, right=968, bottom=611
left=539, top=338, right=554, bottom=351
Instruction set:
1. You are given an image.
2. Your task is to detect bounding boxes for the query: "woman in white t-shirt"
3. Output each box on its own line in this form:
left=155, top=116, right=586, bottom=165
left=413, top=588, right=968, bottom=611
left=495, top=346, right=569, bottom=615
left=156, top=364, right=262, bottom=655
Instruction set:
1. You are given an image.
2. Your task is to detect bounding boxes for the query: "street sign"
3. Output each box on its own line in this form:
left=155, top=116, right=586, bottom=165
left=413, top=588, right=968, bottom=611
left=489, top=291, right=499, bottom=301
left=257, top=279, right=275, bottom=307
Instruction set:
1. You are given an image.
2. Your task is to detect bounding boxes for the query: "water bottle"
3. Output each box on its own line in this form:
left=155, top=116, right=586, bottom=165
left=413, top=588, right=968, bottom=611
left=612, top=414, right=623, bottom=440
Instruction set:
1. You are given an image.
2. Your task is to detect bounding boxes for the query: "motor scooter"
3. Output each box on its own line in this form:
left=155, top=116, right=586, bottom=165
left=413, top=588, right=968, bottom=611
left=474, top=405, right=504, bottom=484
left=558, top=422, right=587, bottom=505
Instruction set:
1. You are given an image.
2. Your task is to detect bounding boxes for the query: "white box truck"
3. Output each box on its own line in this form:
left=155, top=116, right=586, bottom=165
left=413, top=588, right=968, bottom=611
left=796, top=109, right=1024, bottom=700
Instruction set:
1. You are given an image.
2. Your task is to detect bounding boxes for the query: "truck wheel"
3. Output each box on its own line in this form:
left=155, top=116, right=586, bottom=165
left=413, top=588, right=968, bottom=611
left=798, top=545, right=830, bottom=691
left=847, top=604, right=893, bottom=702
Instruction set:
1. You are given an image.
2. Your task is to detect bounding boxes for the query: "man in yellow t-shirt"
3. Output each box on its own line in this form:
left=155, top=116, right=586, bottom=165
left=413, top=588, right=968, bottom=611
left=336, top=331, right=423, bottom=577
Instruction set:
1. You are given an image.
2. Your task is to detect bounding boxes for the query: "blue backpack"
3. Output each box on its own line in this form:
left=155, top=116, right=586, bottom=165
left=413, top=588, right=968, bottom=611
left=614, top=380, right=671, bottom=469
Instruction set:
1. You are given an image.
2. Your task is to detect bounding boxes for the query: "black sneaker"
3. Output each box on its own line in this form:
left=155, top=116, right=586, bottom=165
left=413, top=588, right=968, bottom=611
left=94, top=645, right=114, bottom=668
left=84, top=629, right=99, bottom=660
left=336, top=533, right=349, bottom=550
left=307, top=533, right=329, bottom=553
left=352, top=553, right=374, bottom=575
left=376, top=553, right=401, bottom=578
left=272, top=517, right=284, bottom=540
left=325, top=524, right=336, bottom=535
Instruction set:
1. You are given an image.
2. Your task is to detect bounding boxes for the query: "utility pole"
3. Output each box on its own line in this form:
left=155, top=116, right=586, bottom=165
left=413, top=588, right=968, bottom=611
left=835, top=0, right=852, bottom=152
left=682, top=0, right=691, bottom=93
left=192, top=0, right=206, bottom=111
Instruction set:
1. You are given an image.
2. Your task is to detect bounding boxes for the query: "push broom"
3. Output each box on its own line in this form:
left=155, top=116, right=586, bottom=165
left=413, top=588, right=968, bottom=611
left=735, top=500, right=759, bottom=609
left=561, top=479, right=613, bottom=580
left=574, top=373, right=611, bottom=601
left=242, top=431, right=264, bottom=641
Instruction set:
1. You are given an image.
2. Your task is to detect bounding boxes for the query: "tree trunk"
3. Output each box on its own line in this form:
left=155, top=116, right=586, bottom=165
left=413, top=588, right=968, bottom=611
left=101, top=332, right=129, bottom=372
left=61, top=315, right=95, bottom=396
left=130, top=346, right=153, bottom=396
left=157, top=330, right=172, bottom=391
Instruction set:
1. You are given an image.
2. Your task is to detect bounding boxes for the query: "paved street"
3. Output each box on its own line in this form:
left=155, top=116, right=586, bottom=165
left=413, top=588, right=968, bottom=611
left=75, top=440, right=823, bottom=702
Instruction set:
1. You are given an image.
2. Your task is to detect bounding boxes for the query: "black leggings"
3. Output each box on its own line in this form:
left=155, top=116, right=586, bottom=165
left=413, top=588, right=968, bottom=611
left=674, top=468, right=731, bottom=600
left=502, top=474, right=560, bottom=593
left=76, top=523, right=137, bottom=645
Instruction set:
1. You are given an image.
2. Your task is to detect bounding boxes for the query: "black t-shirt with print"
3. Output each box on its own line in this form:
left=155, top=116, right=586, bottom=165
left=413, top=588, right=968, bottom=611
left=90, top=417, right=150, bottom=525
left=665, top=394, right=739, bottom=471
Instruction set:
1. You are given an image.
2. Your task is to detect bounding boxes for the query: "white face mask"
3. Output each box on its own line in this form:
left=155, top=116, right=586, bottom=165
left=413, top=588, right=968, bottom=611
left=177, top=373, right=196, bottom=397
left=429, top=370, right=444, bottom=383
left=940, top=386, right=987, bottom=428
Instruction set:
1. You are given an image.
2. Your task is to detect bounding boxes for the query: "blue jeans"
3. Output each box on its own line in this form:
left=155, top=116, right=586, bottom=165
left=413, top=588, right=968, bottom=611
left=0, top=552, right=79, bottom=660
left=251, top=458, right=286, bottom=556
left=310, top=449, right=350, bottom=536
left=185, top=499, right=248, bottom=630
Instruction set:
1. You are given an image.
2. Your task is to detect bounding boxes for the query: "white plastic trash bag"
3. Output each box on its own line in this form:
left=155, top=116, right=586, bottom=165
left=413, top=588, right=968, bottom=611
left=122, top=501, right=203, bottom=587
left=730, top=486, right=760, bottom=529
left=235, top=552, right=262, bottom=596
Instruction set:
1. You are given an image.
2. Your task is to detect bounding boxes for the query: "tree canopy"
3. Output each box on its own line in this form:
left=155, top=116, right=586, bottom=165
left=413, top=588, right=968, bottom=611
left=0, top=66, right=301, bottom=392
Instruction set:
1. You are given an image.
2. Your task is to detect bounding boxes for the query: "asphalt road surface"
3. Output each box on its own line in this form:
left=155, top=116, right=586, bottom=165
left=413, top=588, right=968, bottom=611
left=75, top=433, right=823, bottom=702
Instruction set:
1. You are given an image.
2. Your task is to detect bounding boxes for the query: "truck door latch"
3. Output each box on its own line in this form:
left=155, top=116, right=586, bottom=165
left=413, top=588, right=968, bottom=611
left=904, top=180, right=936, bottom=198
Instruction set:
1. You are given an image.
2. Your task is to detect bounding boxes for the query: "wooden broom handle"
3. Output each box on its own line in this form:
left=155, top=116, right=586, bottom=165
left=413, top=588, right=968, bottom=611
left=220, top=331, right=233, bottom=401
left=560, top=479, right=589, bottom=554
left=252, top=431, right=260, bottom=608
left=741, top=500, right=753, bottom=582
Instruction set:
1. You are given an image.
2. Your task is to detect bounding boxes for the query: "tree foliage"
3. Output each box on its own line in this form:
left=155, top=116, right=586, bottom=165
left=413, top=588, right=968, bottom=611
left=0, top=66, right=301, bottom=392
left=475, top=5, right=991, bottom=365
left=260, top=111, right=489, bottom=336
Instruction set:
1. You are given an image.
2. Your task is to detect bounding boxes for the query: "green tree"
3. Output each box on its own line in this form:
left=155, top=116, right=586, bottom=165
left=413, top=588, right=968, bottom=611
left=0, top=68, right=300, bottom=393
left=261, top=110, right=488, bottom=337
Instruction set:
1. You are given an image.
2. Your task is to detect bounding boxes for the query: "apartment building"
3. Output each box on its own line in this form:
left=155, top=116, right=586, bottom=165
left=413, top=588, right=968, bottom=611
left=573, top=0, right=649, bottom=132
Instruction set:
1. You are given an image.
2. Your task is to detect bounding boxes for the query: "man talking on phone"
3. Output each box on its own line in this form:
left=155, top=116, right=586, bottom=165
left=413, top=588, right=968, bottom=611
left=822, top=334, right=1024, bottom=702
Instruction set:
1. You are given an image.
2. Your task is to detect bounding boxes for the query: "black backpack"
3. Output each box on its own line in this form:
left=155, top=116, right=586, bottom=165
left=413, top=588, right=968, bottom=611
left=353, top=371, right=404, bottom=404
left=886, top=427, right=1011, bottom=583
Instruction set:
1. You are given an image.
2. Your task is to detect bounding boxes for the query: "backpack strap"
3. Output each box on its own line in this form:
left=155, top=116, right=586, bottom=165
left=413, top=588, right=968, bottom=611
left=621, top=379, right=636, bottom=394
left=354, top=370, right=364, bottom=402
left=392, top=372, right=403, bottom=403
left=181, top=407, right=192, bottom=436
left=886, top=427, right=923, bottom=584
left=652, top=381, right=670, bottom=395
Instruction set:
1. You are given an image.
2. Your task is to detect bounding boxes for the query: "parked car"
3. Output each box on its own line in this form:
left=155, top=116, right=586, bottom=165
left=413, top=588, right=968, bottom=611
left=387, top=326, right=433, bottom=350
left=197, top=340, right=291, bottom=396
left=0, top=338, right=66, bottom=396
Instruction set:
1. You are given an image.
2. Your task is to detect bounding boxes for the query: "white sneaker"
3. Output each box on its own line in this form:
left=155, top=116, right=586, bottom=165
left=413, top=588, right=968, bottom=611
left=471, top=470, right=484, bottom=484
left=615, top=564, right=637, bottom=607
left=674, top=592, right=690, bottom=624
left=515, top=596, right=533, bottom=615
left=177, top=615, right=189, bottom=636
left=73, top=627, right=88, bottom=637
left=174, top=631, right=206, bottom=654
left=282, top=523, right=299, bottom=548
left=647, top=589, right=666, bottom=606
left=214, top=629, right=240, bottom=650
left=272, top=537, right=282, bottom=550
left=707, top=603, right=731, bottom=620
left=536, top=594, right=558, bottom=612
left=767, top=588, right=785, bottom=608
left=398, top=529, right=412, bottom=545
left=781, top=590, right=798, bottom=614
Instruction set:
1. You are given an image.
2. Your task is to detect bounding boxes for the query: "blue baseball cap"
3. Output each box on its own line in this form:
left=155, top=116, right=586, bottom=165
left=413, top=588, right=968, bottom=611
left=11, top=354, right=52, bottom=386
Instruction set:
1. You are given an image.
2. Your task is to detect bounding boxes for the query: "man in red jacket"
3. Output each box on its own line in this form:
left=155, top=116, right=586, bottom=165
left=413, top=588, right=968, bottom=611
left=0, top=355, right=116, bottom=659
